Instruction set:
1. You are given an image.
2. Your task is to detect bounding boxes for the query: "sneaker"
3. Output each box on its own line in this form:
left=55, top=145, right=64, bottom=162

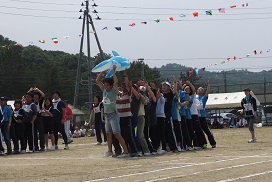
left=248, top=137, right=257, bottom=143
left=117, top=153, right=130, bottom=158
left=0, top=151, right=5, bottom=156
left=151, top=151, right=157, bottom=155
left=177, top=146, right=182, bottom=152
left=95, top=142, right=102, bottom=146
left=187, top=146, right=194, bottom=151
left=157, top=149, right=166, bottom=155
left=130, top=153, right=137, bottom=157
left=194, top=146, right=202, bottom=150
left=64, top=144, right=69, bottom=150
left=103, top=141, right=108, bottom=145
left=137, top=152, right=143, bottom=157
left=49, top=145, right=55, bottom=151
left=13, top=150, right=20, bottom=154
left=212, top=145, right=217, bottom=148
left=55, top=145, right=59, bottom=150
left=143, top=152, right=151, bottom=156
left=202, top=144, right=208, bottom=149
left=28, top=150, right=34, bottom=153
left=39, top=148, right=45, bottom=152
left=104, top=151, right=114, bottom=157
left=112, top=153, right=121, bottom=158
left=45, top=146, right=49, bottom=151
left=20, top=150, right=26, bottom=154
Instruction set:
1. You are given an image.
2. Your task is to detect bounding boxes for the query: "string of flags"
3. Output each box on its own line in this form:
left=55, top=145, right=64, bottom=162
left=193, top=48, right=272, bottom=75
left=94, top=3, right=250, bottom=31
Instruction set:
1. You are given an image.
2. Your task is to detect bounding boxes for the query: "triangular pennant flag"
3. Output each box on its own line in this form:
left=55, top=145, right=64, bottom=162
left=230, top=5, right=237, bottom=8
left=233, top=56, right=237, bottom=60
left=154, top=19, right=160, bottom=23
left=205, top=10, right=212, bottom=15
left=102, top=27, right=108, bottom=30
left=227, top=58, right=230, bottom=61
left=39, top=40, right=46, bottom=43
left=221, top=61, right=225, bottom=64
left=141, top=22, right=147, bottom=24
left=129, top=23, right=136, bottom=27
left=193, top=12, right=198, bottom=17
left=246, top=54, right=250, bottom=57
left=246, top=3, right=249, bottom=7
left=253, top=50, right=257, bottom=55
left=180, top=14, right=186, bottom=17
left=218, top=8, right=225, bottom=13
left=169, top=17, right=174, bottom=21
left=260, top=51, right=263, bottom=54
left=51, top=38, right=58, bottom=44
left=115, top=27, right=121, bottom=31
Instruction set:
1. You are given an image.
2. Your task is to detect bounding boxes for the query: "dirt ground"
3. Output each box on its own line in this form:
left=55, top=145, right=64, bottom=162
left=1, top=127, right=272, bottom=182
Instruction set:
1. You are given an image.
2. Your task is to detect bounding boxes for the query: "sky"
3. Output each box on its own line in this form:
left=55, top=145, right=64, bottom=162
left=1, top=0, right=272, bottom=72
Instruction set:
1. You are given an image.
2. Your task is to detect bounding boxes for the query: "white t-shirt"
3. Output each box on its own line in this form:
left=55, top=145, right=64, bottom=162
left=190, top=94, right=198, bottom=115
left=80, top=129, right=86, bottom=135
left=74, top=130, right=81, bottom=135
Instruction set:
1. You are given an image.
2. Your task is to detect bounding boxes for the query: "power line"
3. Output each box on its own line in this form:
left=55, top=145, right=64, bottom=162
left=0, top=5, right=77, bottom=13
left=98, top=5, right=272, bottom=11
left=95, top=11, right=272, bottom=16
left=0, top=11, right=77, bottom=19
left=8, top=0, right=78, bottom=6
left=99, top=16, right=272, bottom=21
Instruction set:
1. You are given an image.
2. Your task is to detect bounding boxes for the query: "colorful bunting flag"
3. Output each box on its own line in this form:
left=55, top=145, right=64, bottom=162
left=205, top=10, right=212, bottom=15
left=267, top=49, right=271, bottom=52
left=221, top=61, right=225, bottom=64
left=227, top=58, right=231, bottom=61
left=169, top=17, right=174, bottom=21
left=233, top=56, right=237, bottom=60
left=141, top=22, right=147, bottom=24
left=129, top=23, right=136, bottom=27
left=230, top=5, right=237, bottom=8
left=180, top=14, right=186, bottom=17
left=154, top=19, right=160, bottom=23
left=193, top=12, right=198, bottom=17
left=246, top=54, right=251, bottom=57
left=51, top=38, right=58, bottom=44
left=115, top=27, right=121, bottom=31
left=253, top=50, right=257, bottom=55
left=260, top=51, right=263, bottom=54
left=102, top=27, right=108, bottom=30
left=39, top=40, right=46, bottom=43
left=218, top=8, right=225, bottom=13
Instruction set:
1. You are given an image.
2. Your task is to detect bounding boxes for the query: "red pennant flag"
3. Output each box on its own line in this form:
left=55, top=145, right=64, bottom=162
left=230, top=5, right=237, bottom=8
left=227, top=58, right=231, bottom=61
left=169, top=17, right=174, bottom=21
left=193, top=12, right=198, bottom=17
left=129, top=23, right=136, bottom=27
left=141, top=22, right=147, bottom=24
left=242, top=4, right=245, bottom=7
left=233, top=56, right=237, bottom=60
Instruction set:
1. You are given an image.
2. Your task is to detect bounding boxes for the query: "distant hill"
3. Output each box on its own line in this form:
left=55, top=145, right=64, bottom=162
left=158, top=63, right=272, bottom=94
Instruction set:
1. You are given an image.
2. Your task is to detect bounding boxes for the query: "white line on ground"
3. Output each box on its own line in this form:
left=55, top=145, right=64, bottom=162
left=146, top=159, right=272, bottom=182
left=85, top=154, right=266, bottom=182
left=218, top=170, right=272, bottom=182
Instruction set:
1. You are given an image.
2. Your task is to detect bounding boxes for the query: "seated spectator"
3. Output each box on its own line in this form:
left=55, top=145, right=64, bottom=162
left=80, top=126, right=86, bottom=137
left=72, top=126, right=81, bottom=138
left=88, top=125, right=96, bottom=137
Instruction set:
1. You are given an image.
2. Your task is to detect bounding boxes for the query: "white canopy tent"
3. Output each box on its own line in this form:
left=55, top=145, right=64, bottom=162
left=206, top=91, right=260, bottom=109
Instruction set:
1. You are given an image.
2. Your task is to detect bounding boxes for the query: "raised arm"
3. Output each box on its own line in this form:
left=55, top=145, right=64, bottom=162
left=33, top=87, right=45, bottom=97
left=96, top=71, right=105, bottom=89
left=205, top=79, right=211, bottom=97
left=186, top=80, right=196, bottom=94
left=123, top=70, right=131, bottom=92
left=112, top=65, right=118, bottom=90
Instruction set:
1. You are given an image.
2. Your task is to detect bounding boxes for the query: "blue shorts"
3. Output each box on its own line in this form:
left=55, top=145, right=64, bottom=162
left=104, top=112, right=121, bottom=134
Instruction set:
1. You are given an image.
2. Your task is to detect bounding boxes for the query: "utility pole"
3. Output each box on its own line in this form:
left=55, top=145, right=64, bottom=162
left=73, top=0, right=105, bottom=109
left=223, top=71, right=227, bottom=93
